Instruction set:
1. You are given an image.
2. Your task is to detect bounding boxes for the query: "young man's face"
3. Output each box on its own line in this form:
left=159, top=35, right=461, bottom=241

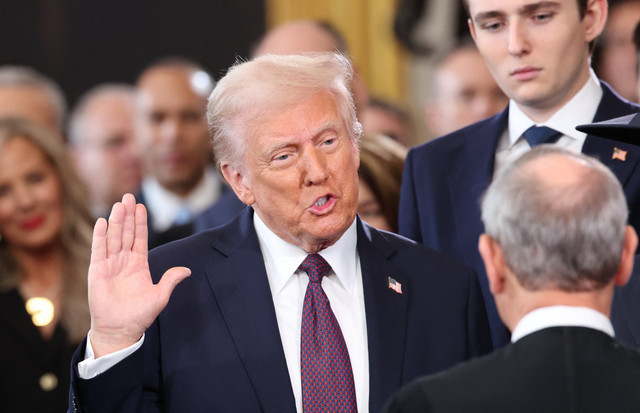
left=467, top=0, right=606, bottom=120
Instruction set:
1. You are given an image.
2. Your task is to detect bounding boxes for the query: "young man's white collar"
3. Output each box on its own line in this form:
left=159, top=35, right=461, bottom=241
left=508, top=69, right=603, bottom=147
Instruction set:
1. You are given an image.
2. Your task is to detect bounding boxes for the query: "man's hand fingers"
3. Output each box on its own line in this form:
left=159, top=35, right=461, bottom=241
left=121, top=194, right=136, bottom=251
left=91, top=218, right=108, bottom=264
left=133, top=203, right=149, bottom=255
left=106, top=202, right=125, bottom=256
left=157, top=267, right=192, bottom=305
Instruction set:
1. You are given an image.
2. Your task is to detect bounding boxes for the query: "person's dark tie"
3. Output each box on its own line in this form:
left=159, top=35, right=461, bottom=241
left=300, top=254, right=357, bottom=413
left=523, top=125, right=562, bottom=147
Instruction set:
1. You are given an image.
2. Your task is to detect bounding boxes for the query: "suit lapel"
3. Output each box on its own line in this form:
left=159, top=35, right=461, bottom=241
left=448, top=110, right=508, bottom=266
left=582, top=83, right=640, bottom=187
left=357, top=221, right=409, bottom=411
left=204, top=210, right=296, bottom=412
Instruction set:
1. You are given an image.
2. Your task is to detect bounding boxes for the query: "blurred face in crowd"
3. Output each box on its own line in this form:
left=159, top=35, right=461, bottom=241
left=135, top=67, right=211, bottom=196
left=0, top=86, right=59, bottom=133
left=360, top=105, right=411, bottom=146
left=425, top=47, right=508, bottom=136
left=222, top=91, right=360, bottom=253
left=357, top=181, right=391, bottom=232
left=467, top=0, right=606, bottom=121
left=254, top=20, right=369, bottom=116
left=0, top=137, right=63, bottom=251
left=597, top=0, right=640, bottom=102
left=73, top=93, right=141, bottom=211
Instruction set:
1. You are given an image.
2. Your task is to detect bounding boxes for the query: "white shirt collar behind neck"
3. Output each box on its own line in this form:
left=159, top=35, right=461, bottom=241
left=510, top=305, right=614, bottom=343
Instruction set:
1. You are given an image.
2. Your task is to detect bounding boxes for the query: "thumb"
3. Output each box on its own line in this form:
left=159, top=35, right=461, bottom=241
left=156, top=266, right=192, bottom=303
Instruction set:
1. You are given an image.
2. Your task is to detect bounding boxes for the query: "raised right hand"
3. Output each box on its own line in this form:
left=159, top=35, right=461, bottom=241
left=87, top=193, right=191, bottom=358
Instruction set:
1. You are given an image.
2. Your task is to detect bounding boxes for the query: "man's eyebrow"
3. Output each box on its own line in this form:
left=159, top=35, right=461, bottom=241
left=473, top=10, right=506, bottom=24
left=473, top=1, right=560, bottom=23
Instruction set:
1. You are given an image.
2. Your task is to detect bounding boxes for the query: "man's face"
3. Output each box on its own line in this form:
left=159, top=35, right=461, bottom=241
left=467, top=0, right=603, bottom=120
left=224, top=91, right=360, bottom=253
left=135, top=67, right=211, bottom=196
left=74, top=95, right=141, bottom=210
left=598, top=1, right=640, bottom=102
left=427, top=48, right=508, bottom=136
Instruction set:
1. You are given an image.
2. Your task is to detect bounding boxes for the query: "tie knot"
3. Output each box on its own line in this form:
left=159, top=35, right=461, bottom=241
left=523, top=125, right=562, bottom=147
left=299, top=254, right=331, bottom=283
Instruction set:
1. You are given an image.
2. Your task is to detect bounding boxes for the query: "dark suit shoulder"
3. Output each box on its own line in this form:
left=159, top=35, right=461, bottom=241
left=384, top=327, right=640, bottom=413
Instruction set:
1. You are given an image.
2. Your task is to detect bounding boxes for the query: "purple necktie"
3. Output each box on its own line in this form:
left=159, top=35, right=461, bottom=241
left=300, top=254, right=357, bottom=413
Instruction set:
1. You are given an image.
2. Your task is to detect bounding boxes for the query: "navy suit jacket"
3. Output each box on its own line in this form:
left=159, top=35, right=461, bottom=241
left=69, top=209, right=491, bottom=412
left=399, top=82, right=640, bottom=347
left=611, top=255, right=640, bottom=349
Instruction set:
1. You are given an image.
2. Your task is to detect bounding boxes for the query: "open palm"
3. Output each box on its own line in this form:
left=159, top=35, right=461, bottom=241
left=87, top=193, right=191, bottom=357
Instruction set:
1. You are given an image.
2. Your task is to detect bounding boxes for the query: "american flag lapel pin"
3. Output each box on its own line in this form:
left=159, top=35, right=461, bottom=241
left=388, top=277, right=402, bottom=294
left=612, top=147, right=627, bottom=162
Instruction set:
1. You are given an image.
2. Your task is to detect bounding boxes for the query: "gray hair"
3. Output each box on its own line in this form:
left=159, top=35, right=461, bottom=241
left=68, top=83, right=135, bottom=147
left=206, top=52, right=362, bottom=172
left=0, top=65, right=67, bottom=131
left=481, top=146, right=628, bottom=291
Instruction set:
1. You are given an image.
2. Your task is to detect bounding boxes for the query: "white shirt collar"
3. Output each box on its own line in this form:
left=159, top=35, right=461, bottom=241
left=253, top=212, right=358, bottom=296
left=508, top=69, right=603, bottom=147
left=141, top=166, right=221, bottom=232
left=511, top=305, right=614, bottom=343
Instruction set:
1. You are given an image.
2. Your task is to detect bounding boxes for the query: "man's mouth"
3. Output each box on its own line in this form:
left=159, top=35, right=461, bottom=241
left=314, top=196, right=329, bottom=207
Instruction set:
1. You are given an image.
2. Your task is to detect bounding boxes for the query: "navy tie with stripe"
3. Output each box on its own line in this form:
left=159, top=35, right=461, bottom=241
left=523, top=125, right=562, bottom=147
left=300, top=254, right=357, bottom=413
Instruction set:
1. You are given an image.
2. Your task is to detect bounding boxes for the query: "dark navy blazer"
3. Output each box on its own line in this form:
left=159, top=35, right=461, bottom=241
left=68, top=209, right=492, bottom=412
left=399, top=83, right=640, bottom=348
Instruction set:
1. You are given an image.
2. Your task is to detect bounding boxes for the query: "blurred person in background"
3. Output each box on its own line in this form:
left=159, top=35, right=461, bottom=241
left=69, top=84, right=142, bottom=219
left=0, top=118, right=92, bottom=412
left=357, top=134, right=407, bottom=233
left=0, top=66, right=67, bottom=136
left=360, top=98, right=414, bottom=147
left=252, top=19, right=369, bottom=117
left=134, top=57, right=240, bottom=247
left=595, top=0, right=640, bottom=102
left=424, top=42, right=508, bottom=137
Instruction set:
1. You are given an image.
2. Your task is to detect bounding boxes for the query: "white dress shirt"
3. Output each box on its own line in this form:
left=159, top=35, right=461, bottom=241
left=510, top=306, right=614, bottom=343
left=80, top=213, right=370, bottom=413
left=141, top=166, right=222, bottom=232
left=494, top=69, right=603, bottom=178
left=254, top=213, right=369, bottom=413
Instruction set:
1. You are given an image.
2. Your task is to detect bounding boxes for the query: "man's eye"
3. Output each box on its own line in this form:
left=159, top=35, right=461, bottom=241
left=276, top=154, right=289, bottom=161
left=323, top=138, right=335, bottom=146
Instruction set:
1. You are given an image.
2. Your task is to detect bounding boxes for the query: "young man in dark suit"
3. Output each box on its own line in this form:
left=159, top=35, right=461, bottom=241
left=385, top=146, right=640, bottom=413
left=67, top=53, right=492, bottom=413
left=399, top=0, right=640, bottom=347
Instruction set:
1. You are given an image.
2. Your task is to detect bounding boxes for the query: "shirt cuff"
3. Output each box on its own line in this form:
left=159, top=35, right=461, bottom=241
left=77, top=331, right=145, bottom=379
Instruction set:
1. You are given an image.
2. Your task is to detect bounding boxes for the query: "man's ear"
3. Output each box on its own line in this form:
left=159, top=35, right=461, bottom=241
left=583, top=0, right=608, bottom=44
left=468, top=17, right=477, bottom=41
left=614, top=226, right=638, bottom=287
left=220, top=162, right=255, bottom=206
left=478, top=234, right=507, bottom=294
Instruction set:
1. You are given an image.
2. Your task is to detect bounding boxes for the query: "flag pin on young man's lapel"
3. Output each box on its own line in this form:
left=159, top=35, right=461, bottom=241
left=388, top=277, right=402, bottom=294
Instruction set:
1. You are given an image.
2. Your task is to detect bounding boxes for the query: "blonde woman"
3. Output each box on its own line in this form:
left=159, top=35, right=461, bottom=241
left=0, top=117, right=92, bottom=412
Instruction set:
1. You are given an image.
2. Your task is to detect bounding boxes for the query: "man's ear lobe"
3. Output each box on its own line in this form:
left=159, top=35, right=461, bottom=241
left=479, top=234, right=507, bottom=294
left=220, top=162, right=255, bottom=205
